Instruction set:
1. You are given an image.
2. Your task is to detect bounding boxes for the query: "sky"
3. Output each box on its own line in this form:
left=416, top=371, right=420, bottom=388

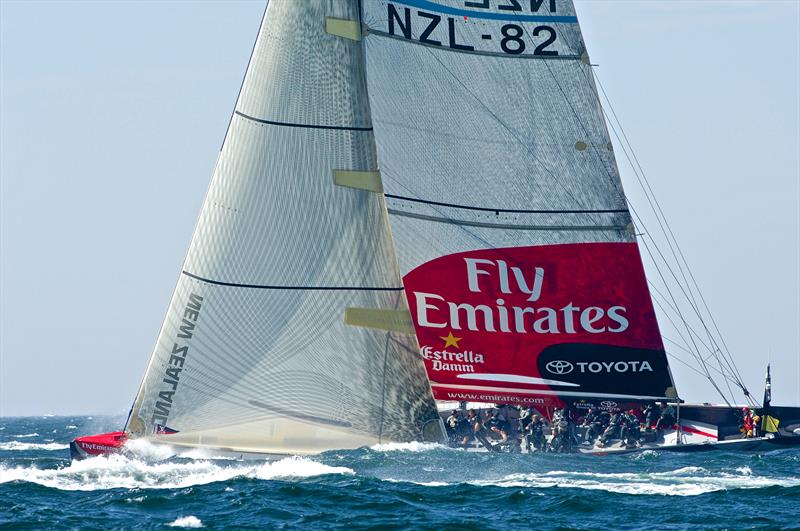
left=0, top=0, right=798, bottom=416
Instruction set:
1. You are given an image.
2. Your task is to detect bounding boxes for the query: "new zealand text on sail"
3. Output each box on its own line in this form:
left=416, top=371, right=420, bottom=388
left=150, top=293, right=203, bottom=428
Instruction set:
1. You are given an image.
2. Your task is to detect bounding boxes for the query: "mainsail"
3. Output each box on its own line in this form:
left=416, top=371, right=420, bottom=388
left=125, top=0, right=441, bottom=454
left=362, top=0, right=677, bottom=407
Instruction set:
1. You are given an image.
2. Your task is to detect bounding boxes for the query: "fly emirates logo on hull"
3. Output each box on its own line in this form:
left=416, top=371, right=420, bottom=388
left=412, top=258, right=629, bottom=336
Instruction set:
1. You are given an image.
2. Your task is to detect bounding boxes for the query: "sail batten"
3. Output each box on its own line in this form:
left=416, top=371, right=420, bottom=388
left=180, top=271, right=404, bottom=291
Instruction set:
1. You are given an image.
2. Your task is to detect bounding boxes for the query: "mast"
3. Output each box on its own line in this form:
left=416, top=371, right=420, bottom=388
left=361, top=0, right=677, bottom=408
left=125, top=0, right=441, bottom=454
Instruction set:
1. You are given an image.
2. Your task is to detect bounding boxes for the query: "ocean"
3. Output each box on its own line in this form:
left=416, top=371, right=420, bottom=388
left=1, top=416, right=798, bottom=530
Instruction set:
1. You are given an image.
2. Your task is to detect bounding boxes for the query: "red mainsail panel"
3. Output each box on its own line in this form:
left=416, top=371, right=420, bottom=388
left=403, top=242, right=674, bottom=406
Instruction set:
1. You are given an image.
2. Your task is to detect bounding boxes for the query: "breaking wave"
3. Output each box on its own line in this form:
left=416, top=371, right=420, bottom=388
left=0, top=441, right=69, bottom=451
left=0, top=455, right=354, bottom=492
left=167, top=516, right=203, bottom=528
left=458, top=466, right=800, bottom=496
left=370, top=441, right=447, bottom=452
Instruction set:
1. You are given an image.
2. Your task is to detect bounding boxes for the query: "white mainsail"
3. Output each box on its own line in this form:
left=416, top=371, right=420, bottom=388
left=126, top=0, right=441, bottom=454
left=362, top=0, right=677, bottom=406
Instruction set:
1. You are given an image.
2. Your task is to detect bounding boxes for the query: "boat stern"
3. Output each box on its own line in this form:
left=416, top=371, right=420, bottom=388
left=70, top=431, right=127, bottom=461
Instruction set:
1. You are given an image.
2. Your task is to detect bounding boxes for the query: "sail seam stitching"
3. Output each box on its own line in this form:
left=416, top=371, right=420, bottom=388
left=181, top=271, right=403, bottom=291
left=234, top=110, right=372, bottom=131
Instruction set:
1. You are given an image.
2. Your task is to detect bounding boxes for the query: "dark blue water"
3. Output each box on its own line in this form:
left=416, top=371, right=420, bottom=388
left=1, top=416, right=799, bottom=529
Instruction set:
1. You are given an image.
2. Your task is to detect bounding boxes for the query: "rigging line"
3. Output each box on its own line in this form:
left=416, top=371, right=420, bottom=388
left=590, top=70, right=748, bottom=393
left=593, top=71, right=738, bottom=364
left=642, top=240, right=731, bottom=406
left=405, top=20, right=708, bottom=401
left=663, top=337, right=739, bottom=383
left=536, top=39, right=747, bottom=404
left=400, top=24, right=637, bottom=241
left=399, top=15, right=718, bottom=405
left=663, top=346, right=745, bottom=397
left=557, top=54, right=723, bottom=361
left=639, top=226, right=745, bottom=390
left=408, top=39, right=633, bottom=267
left=651, top=290, right=715, bottom=379
left=594, top=100, right=741, bottom=391
left=663, top=343, right=736, bottom=383
left=644, top=232, right=744, bottom=393
left=509, top=18, right=723, bottom=380
left=529, top=40, right=738, bottom=394
left=510, top=9, right=728, bottom=384
left=648, top=279, right=721, bottom=358
left=642, top=237, right=732, bottom=406
left=650, top=283, right=717, bottom=359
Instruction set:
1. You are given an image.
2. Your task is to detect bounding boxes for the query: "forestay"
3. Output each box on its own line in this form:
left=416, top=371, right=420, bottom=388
left=362, top=0, right=677, bottom=407
left=126, top=0, right=441, bottom=454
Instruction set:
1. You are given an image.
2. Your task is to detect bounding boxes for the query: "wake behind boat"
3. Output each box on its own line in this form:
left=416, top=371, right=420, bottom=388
left=73, top=0, right=798, bottom=460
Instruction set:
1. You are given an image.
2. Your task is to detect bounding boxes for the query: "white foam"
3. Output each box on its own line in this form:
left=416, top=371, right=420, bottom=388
left=370, top=441, right=447, bottom=452
left=0, top=441, right=69, bottom=451
left=0, top=454, right=353, bottom=491
left=168, top=516, right=203, bottom=528
left=66, top=425, right=78, bottom=429
left=124, top=439, right=178, bottom=461
left=252, top=456, right=354, bottom=480
left=462, top=467, right=800, bottom=496
left=121, top=440, right=241, bottom=462
left=177, top=448, right=241, bottom=461
left=15, top=433, right=39, bottom=438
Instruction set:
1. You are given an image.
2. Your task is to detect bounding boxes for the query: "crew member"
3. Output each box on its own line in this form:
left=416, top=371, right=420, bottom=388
left=597, top=409, right=624, bottom=448
left=656, top=402, right=676, bottom=431
left=445, top=410, right=461, bottom=445
left=526, top=414, right=546, bottom=452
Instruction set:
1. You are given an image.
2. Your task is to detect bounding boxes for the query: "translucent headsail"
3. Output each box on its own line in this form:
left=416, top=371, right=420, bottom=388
left=362, top=0, right=677, bottom=408
left=126, top=0, right=442, bottom=454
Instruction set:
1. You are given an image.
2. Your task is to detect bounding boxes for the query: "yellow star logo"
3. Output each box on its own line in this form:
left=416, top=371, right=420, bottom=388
left=440, top=331, right=462, bottom=349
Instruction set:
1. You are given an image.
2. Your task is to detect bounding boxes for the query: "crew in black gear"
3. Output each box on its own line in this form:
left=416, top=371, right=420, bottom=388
left=656, top=402, right=676, bottom=437
left=526, top=414, right=546, bottom=451
left=621, top=409, right=642, bottom=448
left=581, top=408, right=603, bottom=444
left=597, top=409, right=624, bottom=447
left=643, top=403, right=659, bottom=428
left=550, top=408, right=577, bottom=453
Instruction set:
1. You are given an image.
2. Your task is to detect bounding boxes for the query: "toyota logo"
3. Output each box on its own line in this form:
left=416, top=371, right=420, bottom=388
left=545, top=360, right=574, bottom=375
left=600, top=400, right=618, bottom=409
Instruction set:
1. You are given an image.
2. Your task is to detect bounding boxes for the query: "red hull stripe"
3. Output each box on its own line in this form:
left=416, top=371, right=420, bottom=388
left=678, top=425, right=717, bottom=439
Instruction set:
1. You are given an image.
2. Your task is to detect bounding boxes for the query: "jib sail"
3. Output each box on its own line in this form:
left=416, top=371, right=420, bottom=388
left=125, top=0, right=441, bottom=453
left=362, top=0, right=677, bottom=407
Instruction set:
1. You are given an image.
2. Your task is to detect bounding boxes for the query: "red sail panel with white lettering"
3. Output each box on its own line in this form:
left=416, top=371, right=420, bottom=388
left=403, top=242, right=675, bottom=406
